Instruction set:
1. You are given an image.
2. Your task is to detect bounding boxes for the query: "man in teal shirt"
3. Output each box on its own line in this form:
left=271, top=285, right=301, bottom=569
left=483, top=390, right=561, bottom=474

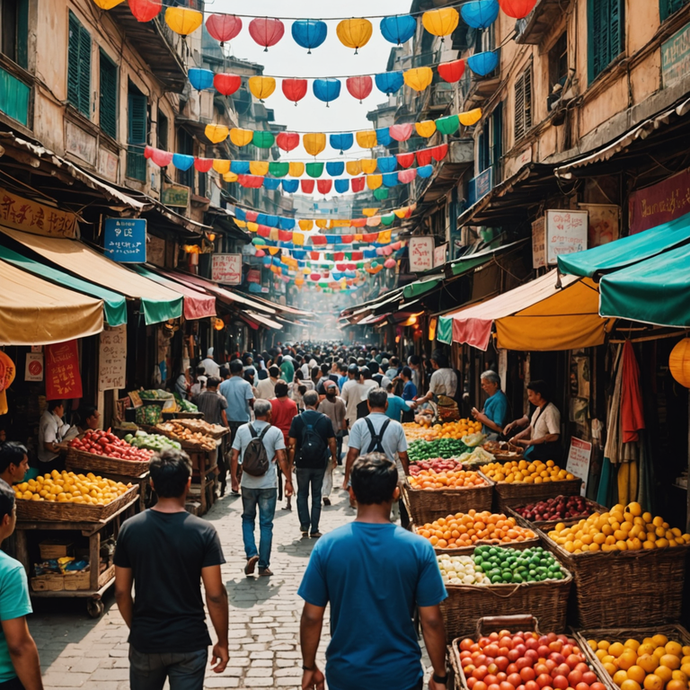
left=472, top=370, right=508, bottom=439
left=0, top=479, right=43, bottom=689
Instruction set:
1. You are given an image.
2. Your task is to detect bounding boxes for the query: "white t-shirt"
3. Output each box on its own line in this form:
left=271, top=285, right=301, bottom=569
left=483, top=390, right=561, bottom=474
left=232, top=420, right=286, bottom=490
left=38, top=411, right=70, bottom=463
left=531, top=402, right=560, bottom=439
left=340, top=379, right=367, bottom=425
left=200, top=358, right=220, bottom=378
left=360, top=379, right=379, bottom=401
left=429, top=368, right=457, bottom=398
left=256, top=378, right=277, bottom=400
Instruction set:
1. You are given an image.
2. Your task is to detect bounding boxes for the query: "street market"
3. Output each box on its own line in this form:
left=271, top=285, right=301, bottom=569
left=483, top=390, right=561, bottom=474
left=3, top=0, right=690, bottom=689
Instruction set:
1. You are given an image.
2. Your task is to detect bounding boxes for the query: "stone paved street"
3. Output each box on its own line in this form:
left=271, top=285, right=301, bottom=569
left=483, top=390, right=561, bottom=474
left=29, top=469, right=429, bottom=689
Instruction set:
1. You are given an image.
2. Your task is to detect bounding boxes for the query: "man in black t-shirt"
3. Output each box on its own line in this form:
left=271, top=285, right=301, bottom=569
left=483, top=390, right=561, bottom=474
left=114, top=449, right=229, bottom=690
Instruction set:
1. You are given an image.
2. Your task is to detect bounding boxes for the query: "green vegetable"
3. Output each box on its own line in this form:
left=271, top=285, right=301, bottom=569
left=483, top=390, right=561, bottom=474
left=407, top=439, right=469, bottom=461
left=125, top=431, right=181, bottom=452
left=472, top=545, right=565, bottom=585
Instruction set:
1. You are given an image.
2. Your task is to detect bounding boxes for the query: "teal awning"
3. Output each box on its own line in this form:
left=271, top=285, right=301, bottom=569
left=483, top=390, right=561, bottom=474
left=0, top=244, right=127, bottom=326
left=403, top=255, right=496, bottom=300
left=558, top=212, right=690, bottom=277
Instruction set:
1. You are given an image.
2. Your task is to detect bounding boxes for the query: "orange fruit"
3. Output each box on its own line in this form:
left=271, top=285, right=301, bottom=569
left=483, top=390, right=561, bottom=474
left=604, top=663, right=618, bottom=677
left=626, top=666, right=646, bottom=684
left=660, top=655, right=681, bottom=670
left=643, top=675, right=664, bottom=690
left=625, top=639, right=641, bottom=652
left=653, top=635, right=669, bottom=648
left=655, top=666, right=672, bottom=684
left=619, top=651, right=638, bottom=670
left=666, top=681, right=686, bottom=690
left=638, top=655, right=659, bottom=673
left=610, top=643, right=626, bottom=658
left=613, top=671, right=629, bottom=687
left=666, top=642, right=683, bottom=657
left=671, top=671, right=688, bottom=684
left=620, top=680, right=641, bottom=690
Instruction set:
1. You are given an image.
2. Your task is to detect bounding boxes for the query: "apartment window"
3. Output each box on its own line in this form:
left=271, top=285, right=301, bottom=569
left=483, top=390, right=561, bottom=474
left=177, top=127, right=194, bottom=189
left=549, top=32, right=568, bottom=89
left=157, top=109, right=168, bottom=150
left=126, top=82, right=147, bottom=181
left=514, top=67, right=532, bottom=142
left=478, top=103, right=503, bottom=175
left=660, top=0, right=690, bottom=20
left=67, top=11, right=91, bottom=117
left=0, top=0, right=29, bottom=68
left=587, top=0, right=624, bottom=84
left=99, top=51, right=117, bottom=139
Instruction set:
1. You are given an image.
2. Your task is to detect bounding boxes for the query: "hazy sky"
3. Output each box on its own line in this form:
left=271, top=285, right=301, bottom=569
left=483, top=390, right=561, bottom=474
left=212, top=0, right=408, bottom=161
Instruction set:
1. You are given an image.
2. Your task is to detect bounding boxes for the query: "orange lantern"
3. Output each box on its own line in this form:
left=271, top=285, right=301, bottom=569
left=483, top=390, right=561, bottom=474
left=165, top=7, right=203, bottom=36
left=422, top=7, right=459, bottom=38
left=336, top=18, right=373, bottom=54
left=670, top=338, right=690, bottom=388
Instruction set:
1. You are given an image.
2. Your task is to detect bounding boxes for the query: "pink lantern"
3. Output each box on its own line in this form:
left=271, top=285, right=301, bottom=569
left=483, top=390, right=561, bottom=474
left=249, top=17, right=285, bottom=51
left=255, top=249, right=266, bottom=257
left=150, top=148, right=173, bottom=167
left=389, top=123, right=413, bottom=142
left=346, top=76, right=373, bottom=103
left=205, top=14, right=242, bottom=43
left=382, top=246, right=393, bottom=256
left=384, top=258, right=396, bottom=269
left=214, top=73, right=242, bottom=96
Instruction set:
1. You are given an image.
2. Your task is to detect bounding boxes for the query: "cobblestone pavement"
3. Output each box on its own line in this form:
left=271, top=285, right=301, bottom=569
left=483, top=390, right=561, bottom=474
left=31, top=468, right=429, bottom=689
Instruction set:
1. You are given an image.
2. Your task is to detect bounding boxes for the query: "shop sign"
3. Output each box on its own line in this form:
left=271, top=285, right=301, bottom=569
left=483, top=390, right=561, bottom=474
left=0, top=187, right=78, bottom=238
left=628, top=167, right=690, bottom=235
left=97, top=147, right=119, bottom=182
left=246, top=268, right=261, bottom=283
left=211, top=253, right=242, bottom=285
left=65, top=120, right=97, bottom=166
left=434, top=243, right=447, bottom=268
left=45, top=340, right=83, bottom=400
left=531, top=216, right=546, bottom=268
left=104, top=218, right=146, bottom=263
left=579, top=204, right=620, bottom=248
left=409, top=236, right=435, bottom=272
left=566, top=437, right=592, bottom=496
left=470, top=167, right=493, bottom=205
left=99, top=325, right=127, bottom=392
left=662, top=22, right=690, bottom=89
left=162, top=183, right=190, bottom=208
left=24, top=352, right=44, bottom=382
left=545, top=210, right=588, bottom=264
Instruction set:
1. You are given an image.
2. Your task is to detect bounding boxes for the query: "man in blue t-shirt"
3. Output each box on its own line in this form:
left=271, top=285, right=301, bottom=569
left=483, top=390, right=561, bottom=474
left=471, top=370, right=508, bottom=440
left=0, top=480, right=43, bottom=690
left=298, top=453, right=448, bottom=690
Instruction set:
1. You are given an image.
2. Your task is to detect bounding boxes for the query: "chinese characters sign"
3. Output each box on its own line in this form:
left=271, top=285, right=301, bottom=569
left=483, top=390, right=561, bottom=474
left=409, top=237, right=435, bottom=272
left=662, top=22, right=690, bottom=89
left=546, top=210, right=588, bottom=265
left=532, top=217, right=546, bottom=268
left=104, top=218, right=146, bottom=263
left=211, top=254, right=242, bottom=285
left=0, top=187, right=78, bottom=238
left=628, top=167, right=690, bottom=235
left=46, top=340, right=83, bottom=400
left=99, top=326, right=127, bottom=392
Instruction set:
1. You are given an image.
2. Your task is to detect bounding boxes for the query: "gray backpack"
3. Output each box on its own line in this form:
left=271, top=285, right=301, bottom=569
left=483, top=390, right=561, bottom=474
left=242, top=425, right=270, bottom=477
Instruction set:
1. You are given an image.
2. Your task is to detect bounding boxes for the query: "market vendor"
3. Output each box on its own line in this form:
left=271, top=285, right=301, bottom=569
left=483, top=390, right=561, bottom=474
left=471, top=371, right=508, bottom=440
left=37, top=400, right=70, bottom=472
left=0, top=443, right=29, bottom=486
left=504, top=380, right=561, bottom=462
left=409, top=351, right=457, bottom=408
left=76, top=405, right=100, bottom=434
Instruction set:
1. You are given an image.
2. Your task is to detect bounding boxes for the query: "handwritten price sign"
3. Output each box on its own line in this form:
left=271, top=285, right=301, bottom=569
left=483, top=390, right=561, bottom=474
left=46, top=340, right=83, bottom=400
left=99, top=326, right=127, bottom=391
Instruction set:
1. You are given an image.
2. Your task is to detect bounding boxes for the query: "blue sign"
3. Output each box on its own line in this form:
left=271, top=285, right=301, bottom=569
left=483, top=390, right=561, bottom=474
left=104, top=218, right=146, bottom=263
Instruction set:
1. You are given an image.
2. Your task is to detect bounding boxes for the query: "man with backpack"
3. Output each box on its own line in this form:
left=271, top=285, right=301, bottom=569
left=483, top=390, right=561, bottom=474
left=288, top=391, right=337, bottom=539
left=230, top=400, right=292, bottom=577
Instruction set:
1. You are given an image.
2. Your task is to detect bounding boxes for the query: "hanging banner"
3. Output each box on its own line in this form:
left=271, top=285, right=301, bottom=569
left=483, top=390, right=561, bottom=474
left=104, top=218, right=147, bottom=263
left=25, top=352, right=44, bottom=382
left=546, top=210, right=588, bottom=265
left=0, top=187, right=78, bottom=238
left=45, top=340, right=83, bottom=400
left=566, top=437, right=592, bottom=496
left=211, top=253, right=242, bottom=285
left=532, top=216, right=546, bottom=269
left=98, top=325, right=127, bottom=392
left=628, top=167, right=690, bottom=235
left=434, top=243, right=447, bottom=268
left=579, top=203, right=620, bottom=248
left=409, top=236, right=435, bottom=272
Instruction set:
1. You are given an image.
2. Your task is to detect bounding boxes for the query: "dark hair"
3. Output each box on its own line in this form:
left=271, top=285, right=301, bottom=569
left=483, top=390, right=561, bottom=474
left=320, top=363, right=330, bottom=376
left=219, top=366, right=229, bottom=379
left=294, top=369, right=304, bottom=381
left=367, top=360, right=380, bottom=374
left=0, top=443, right=27, bottom=473
left=274, top=381, right=289, bottom=398
left=347, top=364, right=359, bottom=377
left=527, top=380, right=550, bottom=401
left=350, top=453, right=398, bottom=505
left=196, top=365, right=206, bottom=376
left=360, top=366, right=372, bottom=380
left=409, top=355, right=420, bottom=365
left=206, top=377, right=221, bottom=389
left=339, top=362, right=348, bottom=373
left=48, top=400, right=64, bottom=413
left=367, top=387, right=388, bottom=409
left=269, top=365, right=281, bottom=378
left=244, top=371, right=254, bottom=384
left=80, top=405, right=98, bottom=421
left=390, top=357, right=399, bottom=366
left=149, top=449, right=192, bottom=498
left=230, top=359, right=244, bottom=375
left=402, top=366, right=412, bottom=379
left=431, top=350, right=449, bottom=368
left=0, top=479, right=15, bottom=522
left=303, top=390, right=319, bottom=407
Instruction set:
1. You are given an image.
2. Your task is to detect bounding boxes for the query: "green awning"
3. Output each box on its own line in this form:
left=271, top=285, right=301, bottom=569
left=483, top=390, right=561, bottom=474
left=0, top=244, right=127, bottom=326
left=558, top=211, right=690, bottom=277
left=437, top=314, right=453, bottom=344
left=599, top=242, right=690, bottom=327
left=450, top=254, right=494, bottom=277
left=403, top=275, right=442, bottom=299
left=402, top=255, right=493, bottom=300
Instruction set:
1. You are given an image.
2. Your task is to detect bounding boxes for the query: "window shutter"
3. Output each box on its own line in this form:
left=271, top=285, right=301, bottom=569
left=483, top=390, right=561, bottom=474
left=67, top=13, right=81, bottom=110
left=661, top=0, right=690, bottom=21
left=67, top=12, right=91, bottom=116
left=492, top=102, right=503, bottom=169
left=99, top=53, right=118, bottom=139
left=610, top=0, right=623, bottom=63
left=514, top=72, right=526, bottom=141
left=589, top=0, right=625, bottom=83
left=128, top=92, right=147, bottom=144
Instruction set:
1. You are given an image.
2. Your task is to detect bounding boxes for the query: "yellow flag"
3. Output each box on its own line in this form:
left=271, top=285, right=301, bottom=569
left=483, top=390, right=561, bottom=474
left=360, top=159, right=378, bottom=174
left=367, top=175, right=382, bottom=190
left=346, top=160, right=362, bottom=176
left=289, top=162, right=305, bottom=178
left=213, top=159, right=231, bottom=174
left=249, top=161, right=269, bottom=176
left=298, top=219, right=314, bottom=231
left=230, top=128, right=253, bottom=147
left=356, top=131, right=377, bottom=148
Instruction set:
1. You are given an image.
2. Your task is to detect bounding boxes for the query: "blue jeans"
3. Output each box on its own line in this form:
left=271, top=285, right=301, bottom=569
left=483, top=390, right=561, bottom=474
left=241, top=487, right=277, bottom=569
left=129, top=647, right=207, bottom=690
left=296, top=467, right=325, bottom=534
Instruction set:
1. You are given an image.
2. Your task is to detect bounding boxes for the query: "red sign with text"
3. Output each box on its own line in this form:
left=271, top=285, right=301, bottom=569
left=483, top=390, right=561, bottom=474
left=46, top=340, right=83, bottom=400
left=629, top=167, right=690, bottom=235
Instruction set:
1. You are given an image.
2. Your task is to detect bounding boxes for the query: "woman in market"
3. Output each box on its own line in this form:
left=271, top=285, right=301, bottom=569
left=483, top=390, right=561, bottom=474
left=504, top=379, right=562, bottom=462
left=471, top=370, right=509, bottom=441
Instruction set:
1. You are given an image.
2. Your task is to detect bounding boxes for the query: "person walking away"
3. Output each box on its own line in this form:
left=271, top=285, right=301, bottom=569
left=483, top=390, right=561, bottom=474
left=256, top=366, right=280, bottom=400
left=339, top=365, right=366, bottom=431
left=385, top=382, right=412, bottom=422
left=471, top=371, right=508, bottom=441
left=271, top=382, right=298, bottom=511
left=37, top=400, right=70, bottom=473
left=289, top=371, right=309, bottom=412
left=288, top=392, right=336, bottom=539
left=0, top=444, right=29, bottom=488
left=114, top=449, right=228, bottom=690
left=318, top=380, right=347, bottom=471
left=195, top=377, right=230, bottom=494
left=230, top=400, right=292, bottom=576
left=400, top=366, right=418, bottom=402
left=298, top=453, right=448, bottom=690
left=200, top=348, right=220, bottom=379
left=410, top=351, right=457, bottom=409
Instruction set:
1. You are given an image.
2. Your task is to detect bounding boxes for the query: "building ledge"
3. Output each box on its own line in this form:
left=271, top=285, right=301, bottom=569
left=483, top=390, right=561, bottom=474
left=516, top=0, right=571, bottom=45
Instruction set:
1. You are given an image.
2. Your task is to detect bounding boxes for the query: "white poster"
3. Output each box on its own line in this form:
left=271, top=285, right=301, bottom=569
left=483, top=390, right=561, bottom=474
left=546, top=210, right=588, bottom=265
left=212, top=254, right=242, bottom=285
left=434, top=243, right=447, bottom=268
left=566, top=437, right=592, bottom=496
left=99, top=325, right=127, bottom=392
left=409, top=237, right=435, bottom=272
left=25, top=352, right=44, bottom=382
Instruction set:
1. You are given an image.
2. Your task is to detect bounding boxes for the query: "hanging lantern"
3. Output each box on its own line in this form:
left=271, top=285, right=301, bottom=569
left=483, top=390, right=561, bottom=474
left=360, top=159, right=378, bottom=174
left=403, top=67, right=433, bottom=92
left=205, top=124, right=229, bottom=144
left=165, top=7, right=203, bottom=36
left=384, top=258, right=397, bottom=269
left=459, top=108, right=483, bottom=126
left=128, top=0, right=161, bottom=22
left=269, top=162, right=290, bottom=178
left=189, top=68, right=214, bottom=91
left=194, top=158, right=213, bottom=173
left=276, top=132, right=300, bottom=152
left=467, top=51, right=499, bottom=77
left=282, top=78, right=308, bottom=105
left=230, top=128, right=253, bottom=146
left=249, top=17, right=285, bottom=51
left=301, top=179, right=315, bottom=193
left=398, top=169, right=417, bottom=184
left=205, top=14, right=242, bottom=44
left=305, top=162, right=325, bottom=178
left=461, top=0, right=500, bottom=29
left=422, top=8, right=459, bottom=38
left=415, top=121, right=437, bottom=138
left=346, top=160, right=362, bottom=176
left=172, top=154, right=194, bottom=171
left=252, top=131, right=275, bottom=148
left=346, top=76, right=373, bottom=103
left=330, top=132, right=354, bottom=152
left=249, top=161, right=269, bottom=176
left=379, top=14, right=417, bottom=45
left=435, top=114, right=460, bottom=136
left=356, top=131, right=377, bottom=149
left=438, top=59, right=466, bottom=83
left=377, top=157, right=397, bottom=173
left=374, top=71, right=404, bottom=95
left=150, top=148, right=173, bottom=167
left=389, top=123, right=413, bottom=141
left=336, top=18, right=373, bottom=54
left=303, top=132, right=327, bottom=156
left=313, top=79, right=342, bottom=106
left=214, top=73, right=242, bottom=96
left=670, top=338, right=690, bottom=387
left=92, top=0, right=124, bottom=8
left=289, top=162, right=305, bottom=177
left=499, top=0, right=538, bottom=19
left=282, top=179, right=299, bottom=193
left=291, top=19, right=328, bottom=53
left=248, top=76, right=276, bottom=101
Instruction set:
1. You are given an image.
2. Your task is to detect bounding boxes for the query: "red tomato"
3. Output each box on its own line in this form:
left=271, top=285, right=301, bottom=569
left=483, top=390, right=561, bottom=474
left=567, top=671, right=582, bottom=686
left=485, top=645, right=500, bottom=658
left=535, top=665, right=550, bottom=677
left=549, top=641, right=563, bottom=653
left=525, top=682, right=539, bottom=690
left=461, top=652, right=472, bottom=661
left=485, top=675, right=498, bottom=686
left=525, top=650, right=539, bottom=663
left=508, top=674, right=522, bottom=687
left=488, top=634, right=500, bottom=642
left=574, top=665, right=589, bottom=675
left=474, top=683, right=488, bottom=690
left=537, top=675, right=553, bottom=688
left=465, top=665, right=476, bottom=676
left=545, top=661, right=557, bottom=673
left=488, top=664, right=499, bottom=675
left=488, top=684, right=500, bottom=690
left=538, top=647, right=551, bottom=659
left=515, top=645, right=527, bottom=658
left=555, top=664, right=571, bottom=678
left=550, top=654, right=566, bottom=665
left=496, top=658, right=510, bottom=672
left=476, top=655, right=488, bottom=667
left=509, top=650, right=521, bottom=662
left=547, top=634, right=558, bottom=643
left=500, top=637, right=515, bottom=650
left=526, top=639, right=539, bottom=651
left=507, top=664, right=519, bottom=675
left=562, top=646, right=574, bottom=657
left=497, top=673, right=507, bottom=683
left=500, top=682, right=515, bottom=690
left=582, top=673, right=597, bottom=685
left=575, top=683, right=589, bottom=690
left=468, top=678, right=478, bottom=688
left=553, top=677, right=569, bottom=690
left=566, top=656, right=581, bottom=670
left=591, top=684, right=606, bottom=690
left=520, top=668, right=536, bottom=682
left=473, top=667, right=488, bottom=681
left=516, top=659, right=533, bottom=671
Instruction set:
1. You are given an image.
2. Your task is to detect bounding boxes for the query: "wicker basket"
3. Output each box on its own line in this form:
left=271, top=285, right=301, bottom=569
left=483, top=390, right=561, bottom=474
left=66, top=448, right=150, bottom=478
left=479, top=472, right=582, bottom=513
left=506, top=498, right=608, bottom=532
left=401, top=477, right=494, bottom=525
left=574, top=625, right=690, bottom=690
left=540, top=531, right=690, bottom=628
left=16, top=485, right=139, bottom=523
left=410, top=524, right=539, bottom=555
left=174, top=419, right=229, bottom=440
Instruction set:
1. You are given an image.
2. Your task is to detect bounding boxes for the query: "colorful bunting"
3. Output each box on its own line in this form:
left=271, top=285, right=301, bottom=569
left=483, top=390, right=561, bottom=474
left=336, top=18, right=373, bottom=53
left=205, top=13, right=242, bottom=43
left=248, top=17, right=285, bottom=51
left=291, top=19, right=328, bottom=53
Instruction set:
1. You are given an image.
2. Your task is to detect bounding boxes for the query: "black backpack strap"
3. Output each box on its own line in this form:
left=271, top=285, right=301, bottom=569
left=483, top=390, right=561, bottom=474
left=258, top=425, right=270, bottom=441
left=364, top=416, right=376, bottom=438
left=249, top=424, right=258, bottom=438
left=379, top=418, right=391, bottom=441
left=365, top=417, right=391, bottom=453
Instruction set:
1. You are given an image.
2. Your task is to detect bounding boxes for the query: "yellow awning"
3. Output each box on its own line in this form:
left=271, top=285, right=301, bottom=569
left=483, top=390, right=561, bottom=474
left=0, top=258, right=103, bottom=345
left=0, top=227, right=183, bottom=325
